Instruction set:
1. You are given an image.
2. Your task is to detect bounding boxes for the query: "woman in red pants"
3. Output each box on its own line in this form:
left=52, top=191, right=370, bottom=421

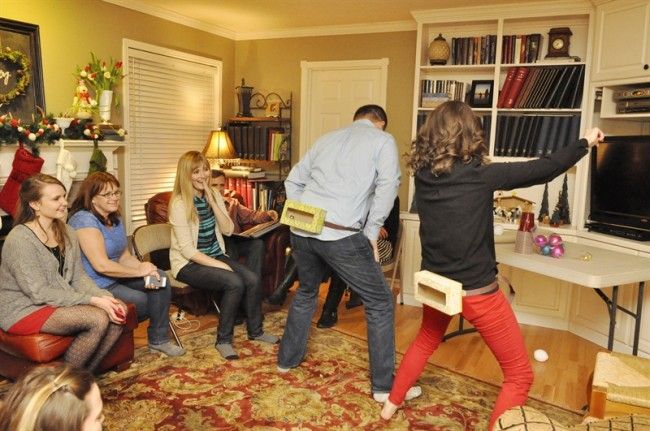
left=381, top=101, right=603, bottom=430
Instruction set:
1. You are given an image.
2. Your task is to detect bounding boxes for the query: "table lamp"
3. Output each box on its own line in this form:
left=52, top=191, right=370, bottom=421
left=202, top=129, right=238, bottom=168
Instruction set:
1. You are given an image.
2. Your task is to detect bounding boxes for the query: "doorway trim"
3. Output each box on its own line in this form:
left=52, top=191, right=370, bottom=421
left=299, top=58, right=389, bottom=157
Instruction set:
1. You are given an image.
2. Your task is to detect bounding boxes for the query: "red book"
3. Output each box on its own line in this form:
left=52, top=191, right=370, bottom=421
left=227, top=177, right=236, bottom=192
left=497, top=67, right=518, bottom=108
left=245, top=180, right=253, bottom=209
left=503, top=67, right=530, bottom=108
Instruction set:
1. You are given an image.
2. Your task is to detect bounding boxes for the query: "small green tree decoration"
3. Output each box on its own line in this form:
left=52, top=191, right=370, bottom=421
left=538, top=183, right=550, bottom=222
left=550, top=174, right=571, bottom=226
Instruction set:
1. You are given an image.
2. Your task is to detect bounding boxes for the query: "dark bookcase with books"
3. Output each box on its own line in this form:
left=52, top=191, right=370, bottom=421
left=225, top=92, right=292, bottom=212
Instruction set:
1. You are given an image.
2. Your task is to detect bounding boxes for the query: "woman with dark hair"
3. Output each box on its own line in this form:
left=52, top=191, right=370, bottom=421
left=0, top=174, right=125, bottom=371
left=381, top=101, right=604, bottom=429
left=169, top=151, right=277, bottom=360
left=0, top=364, right=104, bottom=431
left=69, top=172, right=184, bottom=357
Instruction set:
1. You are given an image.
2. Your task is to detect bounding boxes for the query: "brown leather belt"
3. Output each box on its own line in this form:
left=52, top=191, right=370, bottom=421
left=324, top=221, right=361, bottom=232
left=465, top=280, right=499, bottom=296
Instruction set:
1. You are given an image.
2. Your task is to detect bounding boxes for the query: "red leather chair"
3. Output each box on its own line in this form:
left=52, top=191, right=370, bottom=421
left=144, top=191, right=290, bottom=304
left=0, top=303, right=138, bottom=381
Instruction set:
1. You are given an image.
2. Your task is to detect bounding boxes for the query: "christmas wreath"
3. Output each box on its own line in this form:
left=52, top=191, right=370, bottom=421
left=0, top=46, right=32, bottom=104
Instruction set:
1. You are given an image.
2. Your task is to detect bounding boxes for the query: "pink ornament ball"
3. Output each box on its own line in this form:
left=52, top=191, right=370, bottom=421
left=541, top=245, right=552, bottom=256
left=551, top=244, right=565, bottom=258
left=534, top=235, right=548, bottom=247
left=548, top=234, right=563, bottom=247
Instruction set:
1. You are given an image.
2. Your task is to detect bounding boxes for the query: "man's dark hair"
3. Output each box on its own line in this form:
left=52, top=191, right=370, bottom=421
left=353, top=104, right=388, bottom=128
left=211, top=169, right=226, bottom=178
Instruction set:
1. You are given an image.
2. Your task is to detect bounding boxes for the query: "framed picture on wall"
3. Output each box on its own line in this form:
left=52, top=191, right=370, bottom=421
left=469, top=80, right=494, bottom=108
left=0, top=18, right=45, bottom=120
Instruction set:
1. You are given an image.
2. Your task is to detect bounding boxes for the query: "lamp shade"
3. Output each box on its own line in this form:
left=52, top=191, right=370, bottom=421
left=202, top=129, right=235, bottom=160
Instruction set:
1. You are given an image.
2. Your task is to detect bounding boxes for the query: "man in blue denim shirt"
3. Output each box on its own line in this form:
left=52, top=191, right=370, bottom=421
left=278, top=105, right=420, bottom=402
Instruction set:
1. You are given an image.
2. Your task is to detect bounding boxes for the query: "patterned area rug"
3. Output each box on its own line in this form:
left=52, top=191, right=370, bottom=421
left=96, top=310, right=581, bottom=430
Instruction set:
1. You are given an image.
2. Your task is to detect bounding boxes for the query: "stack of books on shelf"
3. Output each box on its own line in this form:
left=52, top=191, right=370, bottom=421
left=222, top=166, right=266, bottom=179
left=501, top=34, right=542, bottom=64
left=497, top=64, right=585, bottom=109
left=226, top=123, right=288, bottom=161
left=225, top=177, right=282, bottom=211
left=450, top=35, right=497, bottom=65
left=419, top=79, right=468, bottom=108
left=494, top=114, right=580, bottom=157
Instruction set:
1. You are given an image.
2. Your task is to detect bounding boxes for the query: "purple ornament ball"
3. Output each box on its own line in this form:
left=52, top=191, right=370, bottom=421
left=551, top=244, right=565, bottom=258
left=534, top=235, right=548, bottom=247
left=541, top=245, right=552, bottom=256
left=548, top=234, right=563, bottom=247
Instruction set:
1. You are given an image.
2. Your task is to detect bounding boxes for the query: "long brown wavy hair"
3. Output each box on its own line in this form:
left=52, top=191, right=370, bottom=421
left=407, top=101, right=489, bottom=176
left=15, top=173, right=69, bottom=252
left=69, top=171, right=122, bottom=226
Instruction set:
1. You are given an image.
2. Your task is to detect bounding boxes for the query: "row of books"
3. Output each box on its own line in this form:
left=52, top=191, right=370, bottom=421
left=225, top=177, right=283, bottom=212
left=226, top=123, right=289, bottom=161
left=494, top=114, right=580, bottom=158
left=497, top=65, right=585, bottom=109
left=419, top=80, right=468, bottom=106
left=501, top=34, right=542, bottom=64
left=450, top=35, right=498, bottom=65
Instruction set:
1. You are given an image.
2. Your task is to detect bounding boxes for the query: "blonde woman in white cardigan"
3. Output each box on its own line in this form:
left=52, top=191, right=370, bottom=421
left=169, top=151, right=278, bottom=360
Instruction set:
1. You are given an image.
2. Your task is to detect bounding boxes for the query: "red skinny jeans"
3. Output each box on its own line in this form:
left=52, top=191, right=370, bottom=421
left=389, top=289, right=534, bottom=430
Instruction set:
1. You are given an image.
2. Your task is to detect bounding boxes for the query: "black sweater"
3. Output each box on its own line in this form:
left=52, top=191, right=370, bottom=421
left=415, top=138, right=589, bottom=290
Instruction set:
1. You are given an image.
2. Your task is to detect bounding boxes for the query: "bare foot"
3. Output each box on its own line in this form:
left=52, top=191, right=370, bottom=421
left=381, top=399, right=400, bottom=420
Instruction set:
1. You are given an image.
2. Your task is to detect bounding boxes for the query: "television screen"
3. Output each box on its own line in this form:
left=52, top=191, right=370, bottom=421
left=589, top=135, right=650, bottom=233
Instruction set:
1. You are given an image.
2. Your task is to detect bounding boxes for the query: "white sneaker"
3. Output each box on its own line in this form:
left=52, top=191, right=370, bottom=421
left=373, top=386, right=422, bottom=403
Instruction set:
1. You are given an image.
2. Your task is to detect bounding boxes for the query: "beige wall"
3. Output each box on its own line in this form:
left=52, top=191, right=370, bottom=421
left=1, top=1, right=415, bottom=206
left=0, top=0, right=236, bottom=124
left=235, top=32, right=416, bottom=207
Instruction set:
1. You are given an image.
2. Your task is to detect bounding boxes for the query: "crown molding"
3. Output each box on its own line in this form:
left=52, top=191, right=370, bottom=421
left=411, top=0, right=593, bottom=23
left=102, top=0, right=236, bottom=40
left=236, top=20, right=415, bottom=41
left=102, top=0, right=414, bottom=41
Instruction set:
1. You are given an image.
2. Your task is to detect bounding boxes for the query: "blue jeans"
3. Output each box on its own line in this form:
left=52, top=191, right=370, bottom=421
left=106, top=269, right=171, bottom=345
left=278, top=232, right=395, bottom=393
left=176, top=255, right=264, bottom=344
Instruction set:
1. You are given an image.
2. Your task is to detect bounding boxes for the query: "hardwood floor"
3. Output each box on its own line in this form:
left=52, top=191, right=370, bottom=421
left=137, top=279, right=605, bottom=413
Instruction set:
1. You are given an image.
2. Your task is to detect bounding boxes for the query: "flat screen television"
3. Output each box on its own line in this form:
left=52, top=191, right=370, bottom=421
left=588, top=135, right=650, bottom=241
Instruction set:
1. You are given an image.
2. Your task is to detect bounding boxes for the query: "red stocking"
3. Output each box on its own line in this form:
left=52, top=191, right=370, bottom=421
left=0, top=145, right=45, bottom=218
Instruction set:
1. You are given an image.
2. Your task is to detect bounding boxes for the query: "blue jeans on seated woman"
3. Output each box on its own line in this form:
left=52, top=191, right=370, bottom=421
left=105, top=268, right=171, bottom=345
left=176, top=255, right=263, bottom=344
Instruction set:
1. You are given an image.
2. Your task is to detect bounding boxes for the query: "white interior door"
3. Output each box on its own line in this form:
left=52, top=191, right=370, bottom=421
left=299, top=59, right=388, bottom=157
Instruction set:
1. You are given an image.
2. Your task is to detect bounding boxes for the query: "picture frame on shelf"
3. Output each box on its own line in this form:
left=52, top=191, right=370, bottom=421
left=469, top=80, right=494, bottom=108
left=0, top=18, right=45, bottom=120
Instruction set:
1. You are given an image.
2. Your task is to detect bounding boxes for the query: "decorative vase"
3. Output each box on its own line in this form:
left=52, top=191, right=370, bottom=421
left=55, top=117, right=73, bottom=134
left=98, top=90, right=113, bottom=124
left=428, top=33, right=451, bottom=65
left=236, top=79, right=253, bottom=117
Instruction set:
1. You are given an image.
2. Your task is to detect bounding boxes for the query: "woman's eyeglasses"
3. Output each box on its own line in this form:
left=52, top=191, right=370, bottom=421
left=98, top=190, right=122, bottom=199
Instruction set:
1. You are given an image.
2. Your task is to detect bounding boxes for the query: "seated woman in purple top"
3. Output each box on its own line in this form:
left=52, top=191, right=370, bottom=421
left=68, top=172, right=185, bottom=357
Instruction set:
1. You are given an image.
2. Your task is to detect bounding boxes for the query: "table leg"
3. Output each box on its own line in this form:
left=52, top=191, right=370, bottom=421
left=608, top=286, right=618, bottom=351
left=633, top=281, right=645, bottom=355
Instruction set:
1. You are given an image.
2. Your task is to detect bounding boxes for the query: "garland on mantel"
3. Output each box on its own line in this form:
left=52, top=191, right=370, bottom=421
left=0, top=112, right=62, bottom=157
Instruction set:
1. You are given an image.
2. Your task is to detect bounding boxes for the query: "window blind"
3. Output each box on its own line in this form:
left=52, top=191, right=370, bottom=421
left=124, top=43, right=221, bottom=231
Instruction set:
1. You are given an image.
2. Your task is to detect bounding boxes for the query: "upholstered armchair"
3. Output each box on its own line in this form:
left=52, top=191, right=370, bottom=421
left=0, top=303, right=138, bottom=381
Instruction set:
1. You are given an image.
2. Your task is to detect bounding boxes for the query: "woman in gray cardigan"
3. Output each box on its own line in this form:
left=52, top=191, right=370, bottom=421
left=0, top=174, right=126, bottom=371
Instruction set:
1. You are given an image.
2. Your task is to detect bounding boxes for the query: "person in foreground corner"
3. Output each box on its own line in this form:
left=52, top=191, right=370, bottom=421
left=0, top=363, right=104, bottom=431
left=0, top=174, right=125, bottom=372
left=168, top=151, right=278, bottom=361
left=380, top=101, right=604, bottom=429
left=69, top=172, right=185, bottom=357
left=277, top=104, right=421, bottom=403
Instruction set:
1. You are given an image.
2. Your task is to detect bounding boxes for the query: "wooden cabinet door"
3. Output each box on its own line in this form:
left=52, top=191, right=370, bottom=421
left=592, top=0, right=650, bottom=82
